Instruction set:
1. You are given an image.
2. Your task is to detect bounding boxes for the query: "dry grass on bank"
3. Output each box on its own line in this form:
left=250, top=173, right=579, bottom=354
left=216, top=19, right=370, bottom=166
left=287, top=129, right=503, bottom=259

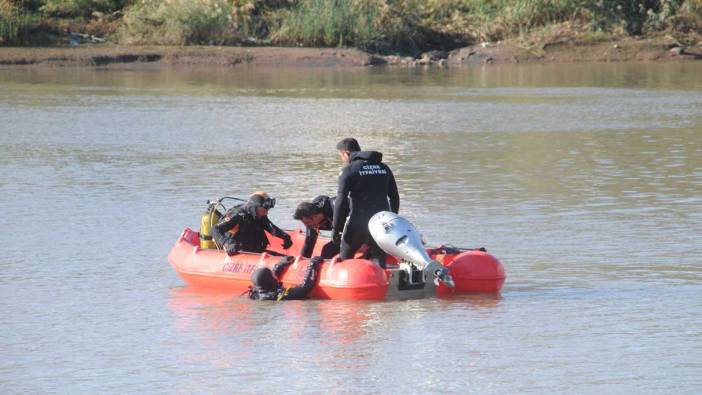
left=2, top=0, right=701, bottom=53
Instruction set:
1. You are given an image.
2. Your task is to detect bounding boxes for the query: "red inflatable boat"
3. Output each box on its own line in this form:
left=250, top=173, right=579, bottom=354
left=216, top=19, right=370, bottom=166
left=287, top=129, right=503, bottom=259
left=168, top=227, right=505, bottom=300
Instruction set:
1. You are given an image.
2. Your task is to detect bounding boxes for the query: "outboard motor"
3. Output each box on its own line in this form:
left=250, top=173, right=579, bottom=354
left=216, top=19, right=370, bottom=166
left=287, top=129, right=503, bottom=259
left=369, top=211, right=454, bottom=288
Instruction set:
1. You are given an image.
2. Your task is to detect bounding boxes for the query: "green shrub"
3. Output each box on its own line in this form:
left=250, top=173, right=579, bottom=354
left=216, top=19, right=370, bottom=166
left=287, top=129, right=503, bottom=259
left=119, top=0, right=237, bottom=45
left=420, top=0, right=696, bottom=40
left=684, top=0, right=702, bottom=11
left=503, top=0, right=580, bottom=31
left=40, top=0, right=130, bottom=17
left=0, top=0, right=38, bottom=45
left=400, top=0, right=584, bottom=42
left=230, top=0, right=293, bottom=39
left=270, top=0, right=428, bottom=53
left=272, top=0, right=370, bottom=47
left=242, top=0, right=702, bottom=51
left=3, top=0, right=701, bottom=49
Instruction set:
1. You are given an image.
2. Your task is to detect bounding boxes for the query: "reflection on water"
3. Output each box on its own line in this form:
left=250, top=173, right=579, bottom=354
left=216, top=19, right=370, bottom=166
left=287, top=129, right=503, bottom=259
left=166, top=286, right=509, bottom=391
left=1, top=62, right=701, bottom=393
left=3, top=62, right=702, bottom=96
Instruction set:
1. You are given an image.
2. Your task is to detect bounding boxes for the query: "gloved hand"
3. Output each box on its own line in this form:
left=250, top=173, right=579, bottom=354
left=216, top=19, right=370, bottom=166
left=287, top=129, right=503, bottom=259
left=281, top=234, right=293, bottom=249
left=277, top=255, right=294, bottom=266
left=225, top=243, right=239, bottom=256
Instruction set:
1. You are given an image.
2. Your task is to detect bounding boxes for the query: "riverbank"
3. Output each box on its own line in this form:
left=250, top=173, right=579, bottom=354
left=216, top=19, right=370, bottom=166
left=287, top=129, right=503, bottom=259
left=0, top=45, right=380, bottom=67
left=3, top=1, right=701, bottom=68
left=1, top=35, right=700, bottom=69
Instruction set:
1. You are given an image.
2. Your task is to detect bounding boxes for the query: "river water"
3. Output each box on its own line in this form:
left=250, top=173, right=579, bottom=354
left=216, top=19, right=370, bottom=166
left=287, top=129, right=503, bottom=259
left=1, top=62, right=701, bottom=394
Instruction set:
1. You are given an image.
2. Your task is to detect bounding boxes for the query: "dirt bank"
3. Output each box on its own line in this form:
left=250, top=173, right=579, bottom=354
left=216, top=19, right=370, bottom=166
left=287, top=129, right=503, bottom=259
left=0, top=45, right=383, bottom=68
left=442, top=35, right=702, bottom=66
left=1, top=37, right=700, bottom=69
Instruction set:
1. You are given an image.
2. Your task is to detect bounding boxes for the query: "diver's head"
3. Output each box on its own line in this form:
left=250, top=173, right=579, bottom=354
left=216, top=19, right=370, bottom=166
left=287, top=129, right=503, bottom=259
left=251, top=267, right=278, bottom=292
left=248, top=191, right=276, bottom=218
left=336, top=138, right=361, bottom=163
left=294, top=201, right=325, bottom=228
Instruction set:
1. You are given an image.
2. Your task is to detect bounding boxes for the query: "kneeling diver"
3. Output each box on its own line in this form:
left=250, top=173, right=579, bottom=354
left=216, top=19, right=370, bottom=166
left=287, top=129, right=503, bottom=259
left=212, top=192, right=293, bottom=255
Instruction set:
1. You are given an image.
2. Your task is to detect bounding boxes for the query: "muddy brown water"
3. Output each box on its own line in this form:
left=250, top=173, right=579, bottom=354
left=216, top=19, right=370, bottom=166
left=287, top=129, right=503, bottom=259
left=1, top=62, right=701, bottom=393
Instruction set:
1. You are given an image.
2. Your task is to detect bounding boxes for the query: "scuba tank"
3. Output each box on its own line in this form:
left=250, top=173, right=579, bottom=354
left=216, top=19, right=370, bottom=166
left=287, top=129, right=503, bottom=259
left=199, top=201, right=222, bottom=249
left=198, top=196, right=248, bottom=249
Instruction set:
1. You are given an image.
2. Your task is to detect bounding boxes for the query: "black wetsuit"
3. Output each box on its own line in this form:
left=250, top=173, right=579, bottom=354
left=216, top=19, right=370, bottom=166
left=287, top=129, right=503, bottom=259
left=300, top=195, right=340, bottom=259
left=212, top=204, right=290, bottom=254
left=249, top=258, right=321, bottom=301
left=332, top=151, right=400, bottom=267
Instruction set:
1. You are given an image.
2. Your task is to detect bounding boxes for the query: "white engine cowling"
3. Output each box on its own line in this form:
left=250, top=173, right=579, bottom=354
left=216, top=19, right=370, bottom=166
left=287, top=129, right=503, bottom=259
left=368, top=211, right=443, bottom=275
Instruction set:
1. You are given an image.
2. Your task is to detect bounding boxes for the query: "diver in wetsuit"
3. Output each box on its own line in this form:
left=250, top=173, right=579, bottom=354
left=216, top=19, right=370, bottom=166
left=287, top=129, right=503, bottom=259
left=293, top=195, right=341, bottom=259
left=212, top=192, right=293, bottom=255
left=249, top=256, right=323, bottom=300
left=331, top=138, right=400, bottom=268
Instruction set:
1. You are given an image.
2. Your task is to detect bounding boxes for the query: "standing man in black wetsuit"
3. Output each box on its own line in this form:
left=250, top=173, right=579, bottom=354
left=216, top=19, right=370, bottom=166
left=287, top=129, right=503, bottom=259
left=293, top=195, right=340, bottom=259
left=331, top=138, right=400, bottom=268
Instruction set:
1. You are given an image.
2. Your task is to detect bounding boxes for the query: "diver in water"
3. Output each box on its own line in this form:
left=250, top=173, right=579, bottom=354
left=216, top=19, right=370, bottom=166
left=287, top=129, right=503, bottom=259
left=212, top=191, right=293, bottom=255
left=331, top=138, right=400, bottom=268
left=293, top=195, right=341, bottom=259
left=249, top=256, right=323, bottom=300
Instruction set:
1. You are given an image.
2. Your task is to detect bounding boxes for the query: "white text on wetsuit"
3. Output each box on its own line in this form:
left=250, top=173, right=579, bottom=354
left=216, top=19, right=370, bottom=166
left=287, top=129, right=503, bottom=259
left=358, top=164, right=387, bottom=176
